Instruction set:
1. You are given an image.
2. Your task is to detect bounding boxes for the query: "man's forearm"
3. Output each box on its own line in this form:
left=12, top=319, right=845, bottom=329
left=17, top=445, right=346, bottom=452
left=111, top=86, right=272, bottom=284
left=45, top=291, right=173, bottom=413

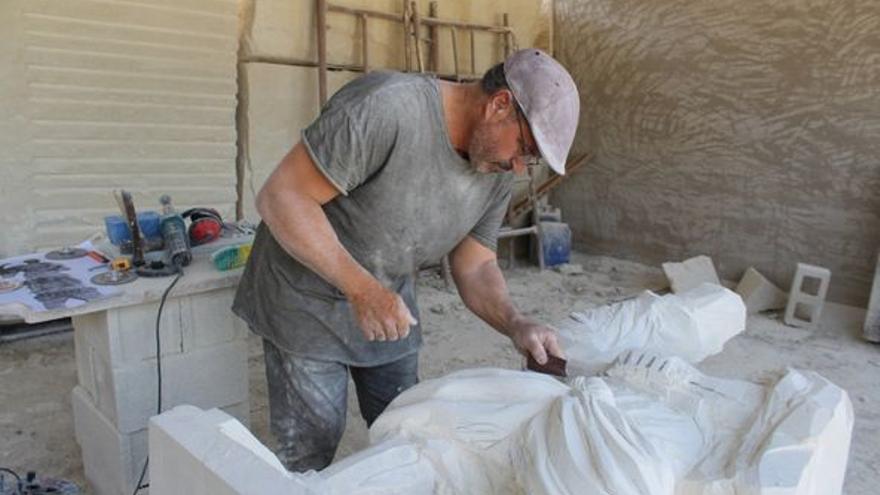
left=453, top=259, right=529, bottom=336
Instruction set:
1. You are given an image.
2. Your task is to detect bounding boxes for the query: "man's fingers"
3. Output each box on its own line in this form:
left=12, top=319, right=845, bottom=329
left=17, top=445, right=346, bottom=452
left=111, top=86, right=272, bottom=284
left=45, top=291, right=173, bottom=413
left=528, top=337, right=548, bottom=365
left=545, top=332, right=565, bottom=360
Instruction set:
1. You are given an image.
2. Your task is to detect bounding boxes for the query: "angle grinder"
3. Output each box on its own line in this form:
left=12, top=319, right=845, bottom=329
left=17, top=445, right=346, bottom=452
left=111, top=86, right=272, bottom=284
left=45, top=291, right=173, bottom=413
left=136, top=195, right=191, bottom=277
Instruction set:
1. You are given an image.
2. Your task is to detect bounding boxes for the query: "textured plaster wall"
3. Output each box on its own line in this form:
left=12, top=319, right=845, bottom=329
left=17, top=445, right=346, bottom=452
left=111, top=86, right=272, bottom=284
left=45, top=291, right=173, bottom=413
left=553, top=0, right=880, bottom=306
left=239, top=0, right=552, bottom=221
left=0, top=0, right=239, bottom=256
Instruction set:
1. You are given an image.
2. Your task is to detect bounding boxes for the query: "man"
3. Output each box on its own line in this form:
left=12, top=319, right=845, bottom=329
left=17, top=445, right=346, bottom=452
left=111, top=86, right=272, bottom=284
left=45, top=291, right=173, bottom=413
left=232, top=48, right=580, bottom=472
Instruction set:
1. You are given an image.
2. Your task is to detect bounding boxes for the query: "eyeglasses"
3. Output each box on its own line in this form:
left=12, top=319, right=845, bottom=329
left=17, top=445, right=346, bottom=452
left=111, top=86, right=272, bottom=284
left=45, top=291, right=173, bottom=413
left=514, top=104, right=542, bottom=168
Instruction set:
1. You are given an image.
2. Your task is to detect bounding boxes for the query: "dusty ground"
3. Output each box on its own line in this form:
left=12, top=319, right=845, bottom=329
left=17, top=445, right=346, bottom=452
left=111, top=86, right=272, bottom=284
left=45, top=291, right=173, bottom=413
left=1, top=252, right=877, bottom=493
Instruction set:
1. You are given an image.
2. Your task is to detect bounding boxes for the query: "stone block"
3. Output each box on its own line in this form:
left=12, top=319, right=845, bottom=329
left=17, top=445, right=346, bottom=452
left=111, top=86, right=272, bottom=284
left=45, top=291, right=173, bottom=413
left=86, top=339, right=249, bottom=433
left=863, top=251, right=880, bottom=342
left=74, top=387, right=251, bottom=495
left=735, top=266, right=788, bottom=314
left=662, top=255, right=722, bottom=294
left=72, top=385, right=147, bottom=495
left=180, top=289, right=249, bottom=351
left=72, top=287, right=246, bottom=369
left=150, top=405, right=300, bottom=495
left=784, top=263, right=831, bottom=329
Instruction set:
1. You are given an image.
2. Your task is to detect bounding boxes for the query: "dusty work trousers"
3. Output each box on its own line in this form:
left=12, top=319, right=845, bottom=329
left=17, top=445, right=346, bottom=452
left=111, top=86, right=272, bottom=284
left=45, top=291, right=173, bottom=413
left=263, top=338, right=419, bottom=472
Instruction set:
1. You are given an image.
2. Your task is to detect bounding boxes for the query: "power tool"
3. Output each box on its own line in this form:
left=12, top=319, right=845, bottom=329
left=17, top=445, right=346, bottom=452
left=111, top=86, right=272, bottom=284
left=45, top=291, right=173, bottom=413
left=159, top=195, right=192, bottom=269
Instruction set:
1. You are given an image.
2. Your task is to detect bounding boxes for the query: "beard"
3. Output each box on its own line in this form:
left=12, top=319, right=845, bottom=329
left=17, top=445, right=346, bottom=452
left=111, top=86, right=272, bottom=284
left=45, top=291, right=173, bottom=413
left=468, top=121, right=513, bottom=174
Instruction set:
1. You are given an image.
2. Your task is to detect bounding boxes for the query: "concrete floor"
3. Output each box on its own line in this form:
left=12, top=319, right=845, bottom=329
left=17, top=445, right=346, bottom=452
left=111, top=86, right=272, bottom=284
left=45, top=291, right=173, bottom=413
left=1, top=252, right=877, bottom=493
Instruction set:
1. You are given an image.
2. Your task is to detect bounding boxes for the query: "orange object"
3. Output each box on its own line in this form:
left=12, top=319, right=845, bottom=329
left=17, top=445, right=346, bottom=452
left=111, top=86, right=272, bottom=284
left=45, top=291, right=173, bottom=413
left=87, top=250, right=110, bottom=264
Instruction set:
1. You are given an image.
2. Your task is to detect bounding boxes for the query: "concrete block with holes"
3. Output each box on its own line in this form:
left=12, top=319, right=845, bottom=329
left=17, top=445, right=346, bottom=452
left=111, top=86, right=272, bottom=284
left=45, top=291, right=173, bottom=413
left=863, top=250, right=880, bottom=342
left=783, top=263, right=831, bottom=329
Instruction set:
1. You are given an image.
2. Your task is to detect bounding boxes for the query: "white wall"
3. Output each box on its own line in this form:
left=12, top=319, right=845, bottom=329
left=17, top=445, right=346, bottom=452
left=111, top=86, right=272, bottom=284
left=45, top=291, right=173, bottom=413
left=0, top=0, right=240, bottom=256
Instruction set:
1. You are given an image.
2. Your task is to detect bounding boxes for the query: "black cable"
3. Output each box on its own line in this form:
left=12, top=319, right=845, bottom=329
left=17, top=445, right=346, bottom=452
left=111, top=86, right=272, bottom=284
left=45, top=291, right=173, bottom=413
left=0, top=467, right=21, bottom=494
left=132, top=268, right=183, bottom=495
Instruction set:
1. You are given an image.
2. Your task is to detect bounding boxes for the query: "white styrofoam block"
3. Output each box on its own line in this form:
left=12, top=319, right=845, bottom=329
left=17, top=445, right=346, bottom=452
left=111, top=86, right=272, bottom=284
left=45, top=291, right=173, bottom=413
left=735, top=266, right=788, bottom=314
left=784, top=263, right=831, bottom=329
left=662, top=255, right=722, bottom=294
left=150, top=405, right=313, bottom=495
left=72, top=385, right=147, bottom=495
left=863, top=251, right=880, bottom=342
left=88, top=339, right=249, bottom=433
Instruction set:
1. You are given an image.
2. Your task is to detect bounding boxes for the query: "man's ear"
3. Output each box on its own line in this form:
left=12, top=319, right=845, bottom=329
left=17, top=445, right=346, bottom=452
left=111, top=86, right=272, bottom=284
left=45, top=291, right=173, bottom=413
left=485, top=89, right=515, bottom=122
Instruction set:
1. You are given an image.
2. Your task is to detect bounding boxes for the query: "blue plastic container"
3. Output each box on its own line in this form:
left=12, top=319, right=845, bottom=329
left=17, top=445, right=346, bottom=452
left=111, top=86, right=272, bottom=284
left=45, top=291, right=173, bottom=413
left=104, top=215, right=130, bottom=246
left=104, top=211, right=162, bottom=245
left=137, top=211, right=161, bottom=240
left=539, top=221, right=571, bottom=267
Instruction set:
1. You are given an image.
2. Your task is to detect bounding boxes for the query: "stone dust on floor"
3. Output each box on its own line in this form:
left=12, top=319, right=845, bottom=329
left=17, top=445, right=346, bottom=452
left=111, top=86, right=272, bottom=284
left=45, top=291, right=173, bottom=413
left=0, top=252, right=877, bottom=493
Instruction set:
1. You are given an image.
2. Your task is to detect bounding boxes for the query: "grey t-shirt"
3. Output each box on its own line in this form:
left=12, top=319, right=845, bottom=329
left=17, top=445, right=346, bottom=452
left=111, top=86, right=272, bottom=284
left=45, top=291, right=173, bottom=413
left=233, top=71, right=513, bottom=366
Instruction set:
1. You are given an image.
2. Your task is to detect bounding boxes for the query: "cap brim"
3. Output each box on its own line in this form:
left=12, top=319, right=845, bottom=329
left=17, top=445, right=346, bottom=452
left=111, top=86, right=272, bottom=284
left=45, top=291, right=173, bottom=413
left=528, top=120, right=566, bottom=175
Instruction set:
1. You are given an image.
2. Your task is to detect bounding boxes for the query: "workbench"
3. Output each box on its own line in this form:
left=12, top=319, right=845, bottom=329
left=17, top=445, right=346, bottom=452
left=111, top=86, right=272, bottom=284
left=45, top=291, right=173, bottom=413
left=0, top=252, right=250, bottom=495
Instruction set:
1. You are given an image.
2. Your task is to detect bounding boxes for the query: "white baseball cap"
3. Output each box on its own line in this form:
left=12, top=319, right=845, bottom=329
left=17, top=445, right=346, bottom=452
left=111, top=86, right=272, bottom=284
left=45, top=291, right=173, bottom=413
left=504, top=49, right=580, bottom=175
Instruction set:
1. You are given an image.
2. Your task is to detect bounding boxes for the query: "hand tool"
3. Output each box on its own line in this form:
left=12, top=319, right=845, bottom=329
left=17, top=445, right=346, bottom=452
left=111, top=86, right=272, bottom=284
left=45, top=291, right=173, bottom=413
left=526, top=354, right=567, bottom=377
left=114, top=190, right=145, bottom=267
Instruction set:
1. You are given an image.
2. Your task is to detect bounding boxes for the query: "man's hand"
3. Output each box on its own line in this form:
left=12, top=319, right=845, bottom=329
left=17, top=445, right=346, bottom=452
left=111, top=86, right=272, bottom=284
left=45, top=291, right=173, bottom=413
left=346, top=280, right=418, bottom=342
left=506, top=317, right=565, bottom=365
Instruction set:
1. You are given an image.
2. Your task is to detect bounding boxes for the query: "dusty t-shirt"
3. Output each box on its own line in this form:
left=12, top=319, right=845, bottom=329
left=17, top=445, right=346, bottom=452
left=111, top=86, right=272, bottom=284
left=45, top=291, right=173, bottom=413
left=232, top=71, right=513, bottom=366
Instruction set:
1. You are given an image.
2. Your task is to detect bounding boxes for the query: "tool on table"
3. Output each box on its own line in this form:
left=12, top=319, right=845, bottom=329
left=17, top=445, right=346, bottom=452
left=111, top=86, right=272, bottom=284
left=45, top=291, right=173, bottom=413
left=114, top=190, right=145, bottom=267
left=90, top=256, right=137, bottom=285
left=211, top=243, right=252, bottom=271
left=159, top=195, right=192, bottom=269
left=134, top=195, right=191, bottom=277
left=527, top=354, right=568, bottom=377
left=86, top=250, right=111, bottom=265
left=45, top=247, right=88, bottom=260
left=182, top=207, right=223, bottom=246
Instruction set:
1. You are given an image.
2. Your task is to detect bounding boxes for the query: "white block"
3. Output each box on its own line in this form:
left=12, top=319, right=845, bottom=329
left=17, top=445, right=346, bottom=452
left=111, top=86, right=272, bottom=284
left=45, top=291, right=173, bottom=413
left=863, top=251, right=880, bottom=342
left=150, top=406, right=312, bottom=495
left=784, top=263, right=831, bottom=329
left=87, top=339, right=249, bottom=433
left=74, top=387, right=251, bottom=495
left=72, top=386, right=147, bottom=495
left=662, top=255, right=722, bottom=294
left=735, top=266, right=788, bottom=314
left=557, top=283, right=746, bottom=376
left=72, top=287, right=246, bottom=369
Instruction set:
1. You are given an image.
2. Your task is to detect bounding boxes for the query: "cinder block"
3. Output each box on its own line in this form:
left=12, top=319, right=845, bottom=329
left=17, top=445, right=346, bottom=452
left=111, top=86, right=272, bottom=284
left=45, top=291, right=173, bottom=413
left=72, top=299, right=185, bottom=367
left=735, top=267, right=788, bottom=314
left=662, top=255, right=722, bottom=293
left=864, top=251, right=880, bottom=342
left=73, top=324, right=97, bottom=400
left=72, top=287, right=245, bottom=369
left=88, top=339, right=249, bottom=433
left=180, top=289, right=249, bottom=351
left=784, top=263, right=831, bottom=329
left=72, top=385, right=147, bottom=495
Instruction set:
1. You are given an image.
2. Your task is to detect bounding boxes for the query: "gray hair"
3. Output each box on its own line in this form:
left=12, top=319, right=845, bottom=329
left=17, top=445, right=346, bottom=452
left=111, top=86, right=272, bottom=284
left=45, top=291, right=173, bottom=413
left=479, top=63, right=509, bottom=95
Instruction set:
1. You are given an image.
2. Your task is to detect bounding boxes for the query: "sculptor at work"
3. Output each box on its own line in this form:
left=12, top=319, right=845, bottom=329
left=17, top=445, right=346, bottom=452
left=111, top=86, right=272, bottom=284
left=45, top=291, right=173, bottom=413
left=232, top=48, right=581, bottom=471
